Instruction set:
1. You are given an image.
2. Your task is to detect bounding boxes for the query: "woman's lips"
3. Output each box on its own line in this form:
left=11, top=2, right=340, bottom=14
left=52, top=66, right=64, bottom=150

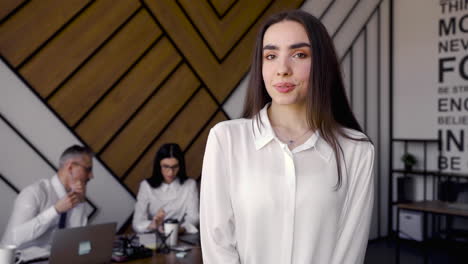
left=274, top=82, right=296, bottom=93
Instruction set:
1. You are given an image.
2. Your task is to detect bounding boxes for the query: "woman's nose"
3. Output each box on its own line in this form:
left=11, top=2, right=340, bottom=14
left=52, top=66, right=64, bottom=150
left=276, top=58, right=291, bottom=76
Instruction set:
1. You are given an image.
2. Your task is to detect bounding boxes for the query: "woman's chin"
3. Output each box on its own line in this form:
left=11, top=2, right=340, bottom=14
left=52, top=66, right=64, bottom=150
left=164, top=177, right=176, bottom=184
left=272, top=97, right=304, bottom=106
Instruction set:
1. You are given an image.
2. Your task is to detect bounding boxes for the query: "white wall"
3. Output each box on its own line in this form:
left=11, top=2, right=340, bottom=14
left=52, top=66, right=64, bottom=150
left=393, top=0, right=439, bottom=139
left=0, top=179, right=17, bottom=237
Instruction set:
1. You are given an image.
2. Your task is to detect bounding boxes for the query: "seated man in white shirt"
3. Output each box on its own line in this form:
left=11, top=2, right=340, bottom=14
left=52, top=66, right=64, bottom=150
left=1, top=145, right=94, bottom=254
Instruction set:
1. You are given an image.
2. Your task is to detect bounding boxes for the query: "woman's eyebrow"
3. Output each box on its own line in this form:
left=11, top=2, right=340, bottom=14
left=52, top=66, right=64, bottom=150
left=262, top=42, right=311, bottom=51
left=289, top=42, right=311, bottom=49
left=263, top=44, right=277, bottom=50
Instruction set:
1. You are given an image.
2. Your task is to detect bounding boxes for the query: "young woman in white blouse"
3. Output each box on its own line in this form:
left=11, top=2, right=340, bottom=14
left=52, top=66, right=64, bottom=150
left=133, top=143, right=199, bottom=234
left=200, top=10, right=374, bottom=264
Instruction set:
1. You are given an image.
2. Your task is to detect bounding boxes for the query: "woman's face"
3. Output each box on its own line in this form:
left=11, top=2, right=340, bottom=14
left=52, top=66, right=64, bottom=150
left=262, top=20, right=312, bottom=106
left=160, top=157, right=180, bottom=184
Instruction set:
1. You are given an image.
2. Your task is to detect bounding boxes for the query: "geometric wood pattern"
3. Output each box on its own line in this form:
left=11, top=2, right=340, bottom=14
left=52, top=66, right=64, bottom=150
left=0, top=0, right=91, bottom=67
left=75, top=37, right=181, bottom=151
left=0, top=0, right=25, bottom=22
left=48, top=9, right=162, bottom=126
left=20, top=0, right=141, bottom=97
left=178, top=0, right=272, bottom=59
left=101, top=64, right=201, bottom=178
left=0, top=0, right=304, bottom=196
left=209, top=0, right=237, bottom=18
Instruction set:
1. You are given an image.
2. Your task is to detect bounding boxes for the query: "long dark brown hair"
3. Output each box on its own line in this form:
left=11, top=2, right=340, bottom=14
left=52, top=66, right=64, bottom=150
left=242, top=10, right=369, bottom=189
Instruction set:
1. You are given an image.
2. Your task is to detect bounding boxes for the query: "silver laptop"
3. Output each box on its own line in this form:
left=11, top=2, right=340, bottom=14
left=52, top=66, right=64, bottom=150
left=49, top=223, right=116, bottom=264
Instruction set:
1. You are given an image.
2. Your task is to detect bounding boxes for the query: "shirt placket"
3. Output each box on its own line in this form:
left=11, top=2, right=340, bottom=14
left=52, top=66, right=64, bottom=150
left=281, top=144, right=296, bottom=264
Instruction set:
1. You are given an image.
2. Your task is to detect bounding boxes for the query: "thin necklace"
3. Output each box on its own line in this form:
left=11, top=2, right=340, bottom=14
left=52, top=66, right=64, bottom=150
left=274, top=127, right=311, bottom=145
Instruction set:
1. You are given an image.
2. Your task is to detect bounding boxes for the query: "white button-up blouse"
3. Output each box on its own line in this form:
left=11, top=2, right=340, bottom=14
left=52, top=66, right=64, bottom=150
left=200, top=105, right=374, bottom=264
left=133, top=179, right=199, bottom=234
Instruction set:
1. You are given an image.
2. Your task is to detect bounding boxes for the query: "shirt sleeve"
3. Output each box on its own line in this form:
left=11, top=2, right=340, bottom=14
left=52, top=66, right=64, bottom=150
left=331, top=142, right=375, bottom=264
left=181, top=180, right=199, bottom=233
left=200, top=128, right=240, bottom=264
left=1, top=186, right=59, bottom=247
left=132, top=181, right=152, bottom=233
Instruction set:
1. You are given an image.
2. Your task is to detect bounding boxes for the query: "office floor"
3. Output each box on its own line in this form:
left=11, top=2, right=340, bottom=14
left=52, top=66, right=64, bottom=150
left=364, top=237, right=468, bottom=264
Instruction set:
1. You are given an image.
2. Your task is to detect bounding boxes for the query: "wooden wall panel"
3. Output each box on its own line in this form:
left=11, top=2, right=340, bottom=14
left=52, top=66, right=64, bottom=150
left=179, top=0, right=270, bottom=58
left=49, top=9, right=161, bottom=125
left=185, top=111, right=228, bottom=179
left=124, top=89, right=218, bottom=194
left=145, top=0, right=303, bottom=102
left=209, top=0, right=236, bottom=17
left=76, top=37, right=181, bottom=151
left=19, top=0, right=140, bottom=97
left=0, top=0, right=90, bottom=67
left=101, top=64, right=200, bottom=177
left=0, top=0, right=25, bottom=21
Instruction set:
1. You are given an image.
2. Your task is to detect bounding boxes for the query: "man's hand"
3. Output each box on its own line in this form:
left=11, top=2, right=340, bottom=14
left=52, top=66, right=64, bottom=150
left=54, top=192, right=81, bottom=213
left=70, top=179, right=86, bottom=203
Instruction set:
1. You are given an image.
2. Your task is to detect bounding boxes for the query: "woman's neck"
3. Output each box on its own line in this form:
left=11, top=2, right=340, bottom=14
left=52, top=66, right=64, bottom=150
left=268, top=102, right=309, bottom=132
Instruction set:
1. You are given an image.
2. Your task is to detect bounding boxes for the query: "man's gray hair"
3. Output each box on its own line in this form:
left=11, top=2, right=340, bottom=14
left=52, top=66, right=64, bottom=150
left=58, top=145, right=94, bottom=169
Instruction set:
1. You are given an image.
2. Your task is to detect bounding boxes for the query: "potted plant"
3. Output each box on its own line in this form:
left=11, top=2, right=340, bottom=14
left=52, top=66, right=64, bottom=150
left=401, top=153, right=417, bottom=171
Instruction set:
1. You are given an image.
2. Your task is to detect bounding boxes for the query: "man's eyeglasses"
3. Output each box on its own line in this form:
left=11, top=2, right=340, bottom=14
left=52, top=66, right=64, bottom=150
left=72, top=162, right=93, bottom=173
left=161, top=164, right=180, bottom=171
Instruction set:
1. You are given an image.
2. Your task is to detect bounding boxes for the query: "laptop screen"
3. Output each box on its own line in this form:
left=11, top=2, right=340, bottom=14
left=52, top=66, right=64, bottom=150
left=49, top=223, right=116, bottom=264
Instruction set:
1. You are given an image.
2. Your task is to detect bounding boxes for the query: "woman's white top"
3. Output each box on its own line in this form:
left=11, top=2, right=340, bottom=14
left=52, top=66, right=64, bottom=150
left=133, top=178, right=199, bottom=233
left=200, top=105, right=375, bottom=264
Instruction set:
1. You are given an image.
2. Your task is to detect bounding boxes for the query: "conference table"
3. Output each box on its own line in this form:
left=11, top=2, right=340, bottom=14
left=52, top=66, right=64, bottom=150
left=118, top=244, right=203, bottom=264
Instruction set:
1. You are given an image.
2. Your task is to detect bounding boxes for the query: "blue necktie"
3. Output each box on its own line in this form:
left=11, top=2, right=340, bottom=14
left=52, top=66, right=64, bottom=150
left=58, top=213, right=67, bottom=229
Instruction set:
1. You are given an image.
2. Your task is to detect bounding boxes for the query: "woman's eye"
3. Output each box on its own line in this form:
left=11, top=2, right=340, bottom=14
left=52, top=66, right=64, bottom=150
left=265, top=54, right=276, bottom=60
left=293, top=52, right=308, bottom=58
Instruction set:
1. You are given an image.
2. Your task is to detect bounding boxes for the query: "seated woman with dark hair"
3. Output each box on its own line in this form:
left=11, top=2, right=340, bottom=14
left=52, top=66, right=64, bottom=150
left=133, top=143, right=199, bottom=234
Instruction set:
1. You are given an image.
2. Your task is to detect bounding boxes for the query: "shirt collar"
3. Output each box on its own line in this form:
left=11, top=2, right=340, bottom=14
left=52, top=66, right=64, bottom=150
left=311, top=133, right=333, bottom=162
left=51, top=174, right=67, bottom=199
left=252, top=104, right=333, bottom=162
left=252, top=104, right=275, bottom=150
left=161, top=178, right=181, bottom=192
